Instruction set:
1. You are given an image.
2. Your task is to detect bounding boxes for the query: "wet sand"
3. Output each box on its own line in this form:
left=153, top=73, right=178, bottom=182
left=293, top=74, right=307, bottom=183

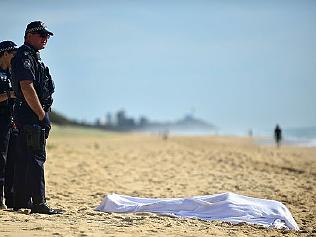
left=1, top=126, right=315, bottom=236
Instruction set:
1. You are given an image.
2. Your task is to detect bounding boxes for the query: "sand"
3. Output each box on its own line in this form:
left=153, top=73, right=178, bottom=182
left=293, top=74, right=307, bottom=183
left=1, top=126, right=315, bottom=237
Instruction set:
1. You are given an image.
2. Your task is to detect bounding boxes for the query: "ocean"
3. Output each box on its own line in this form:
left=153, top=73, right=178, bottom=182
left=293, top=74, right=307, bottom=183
left=165, top=127, right=316, bottom=148
left=224, top=127, right=316, bottom=148
left=282, top=127, right=316, bottom=147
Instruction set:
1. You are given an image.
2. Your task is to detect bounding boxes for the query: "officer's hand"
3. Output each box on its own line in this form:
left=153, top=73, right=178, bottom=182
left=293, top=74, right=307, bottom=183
left=40, top=113, right=51, bottom=139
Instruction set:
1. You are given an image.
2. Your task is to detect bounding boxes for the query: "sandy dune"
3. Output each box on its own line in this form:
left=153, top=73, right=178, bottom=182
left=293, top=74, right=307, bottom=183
left=1, top=126, right=315, bottom=236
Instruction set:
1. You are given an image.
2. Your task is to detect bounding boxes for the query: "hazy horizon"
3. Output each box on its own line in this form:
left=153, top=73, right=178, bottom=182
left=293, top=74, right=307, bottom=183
left=2, top=0, right=316, bottom=131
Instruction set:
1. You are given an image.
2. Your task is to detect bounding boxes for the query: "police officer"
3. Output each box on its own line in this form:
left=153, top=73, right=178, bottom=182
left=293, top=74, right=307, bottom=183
left=0, top=41, right=17, bottom=209
left=11, top=21, right=61, bottom=214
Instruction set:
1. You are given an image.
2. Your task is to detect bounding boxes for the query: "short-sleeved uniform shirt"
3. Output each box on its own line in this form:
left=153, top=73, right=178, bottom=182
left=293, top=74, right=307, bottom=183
left=11, top=43, right=42, bottom=99
left=11, top=43, right=43, bottom=124
left=0, top=68, right=14, bottom=112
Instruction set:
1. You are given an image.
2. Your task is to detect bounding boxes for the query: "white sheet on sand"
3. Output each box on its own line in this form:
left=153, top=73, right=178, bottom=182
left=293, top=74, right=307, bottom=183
left=96, top=192, right=299, bottom=230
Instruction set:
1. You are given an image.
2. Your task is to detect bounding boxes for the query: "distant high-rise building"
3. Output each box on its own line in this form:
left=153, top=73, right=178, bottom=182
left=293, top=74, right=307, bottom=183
left=139, top=116, right=149, bottom=127
left=106, top=112, right=112, bottom=126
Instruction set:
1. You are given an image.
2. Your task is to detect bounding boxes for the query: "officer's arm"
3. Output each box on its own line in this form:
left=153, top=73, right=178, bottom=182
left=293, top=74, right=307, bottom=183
left=20, top=80, right=45, bottom=120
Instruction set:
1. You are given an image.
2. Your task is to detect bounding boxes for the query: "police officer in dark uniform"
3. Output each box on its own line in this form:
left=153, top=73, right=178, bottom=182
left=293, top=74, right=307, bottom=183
left=0, top=41, right=17, bottom=209
left=11, top=21, right=61, bottom=214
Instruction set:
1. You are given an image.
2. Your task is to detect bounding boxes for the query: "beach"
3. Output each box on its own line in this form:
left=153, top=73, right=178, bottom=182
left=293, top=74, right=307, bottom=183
left=1, top=126, right=315, bottom=237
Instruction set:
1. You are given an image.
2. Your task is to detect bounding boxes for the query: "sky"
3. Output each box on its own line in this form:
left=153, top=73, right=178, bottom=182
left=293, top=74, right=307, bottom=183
left=1, top=0, right=316, bottom=132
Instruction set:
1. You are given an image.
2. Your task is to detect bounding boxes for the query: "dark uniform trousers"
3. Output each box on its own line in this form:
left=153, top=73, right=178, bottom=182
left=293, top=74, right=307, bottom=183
left=14, top=104, right=46, bottom=207
left=4, top=127, right=18, bottom=206
left=0, top=106, right=11, bottom=199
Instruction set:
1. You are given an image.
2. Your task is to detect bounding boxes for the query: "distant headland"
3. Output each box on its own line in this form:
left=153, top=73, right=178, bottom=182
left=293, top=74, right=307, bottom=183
left=49, top=109, right=215, bottom=133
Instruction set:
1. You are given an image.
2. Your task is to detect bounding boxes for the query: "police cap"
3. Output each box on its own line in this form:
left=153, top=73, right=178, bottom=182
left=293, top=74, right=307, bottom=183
left=0, top=41, right=17, bottom=53
left=25, top=21, right=54, bottom=36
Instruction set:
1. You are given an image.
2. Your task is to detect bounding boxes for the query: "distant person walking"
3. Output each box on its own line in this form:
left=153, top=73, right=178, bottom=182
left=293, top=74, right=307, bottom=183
left=274, top=124, right=282, bottom=147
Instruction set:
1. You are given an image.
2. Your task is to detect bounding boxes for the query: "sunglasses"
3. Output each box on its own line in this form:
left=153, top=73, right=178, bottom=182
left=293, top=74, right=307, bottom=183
left=33, top=32, right=50, bottom=39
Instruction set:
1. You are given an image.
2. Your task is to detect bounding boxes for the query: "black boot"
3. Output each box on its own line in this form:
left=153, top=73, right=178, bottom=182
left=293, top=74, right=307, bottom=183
left=4, top=192, right=14, bottom=208
left=4, top=197, right=14, bottom=208
left=13, top=197, right=33, bottom=211
left=31, top=202, right=63, bottom=215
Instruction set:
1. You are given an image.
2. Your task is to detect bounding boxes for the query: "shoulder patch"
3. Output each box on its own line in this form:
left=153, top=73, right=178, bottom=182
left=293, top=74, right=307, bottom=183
left=23, top=59, right=31, bottom=69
